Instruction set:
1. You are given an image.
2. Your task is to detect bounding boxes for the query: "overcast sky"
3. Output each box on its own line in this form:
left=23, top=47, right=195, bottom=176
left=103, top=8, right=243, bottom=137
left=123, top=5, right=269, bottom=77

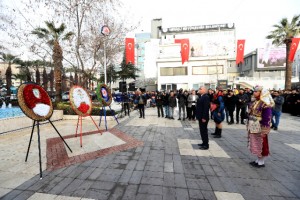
left=1, top=0, right=300, bottom=57
left=121, top=0, right=300, bottom=54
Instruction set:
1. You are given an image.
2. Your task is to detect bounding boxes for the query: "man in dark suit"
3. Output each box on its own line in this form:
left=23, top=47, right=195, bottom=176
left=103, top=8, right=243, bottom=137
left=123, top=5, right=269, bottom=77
left=196, top=86, right=210, bottom=150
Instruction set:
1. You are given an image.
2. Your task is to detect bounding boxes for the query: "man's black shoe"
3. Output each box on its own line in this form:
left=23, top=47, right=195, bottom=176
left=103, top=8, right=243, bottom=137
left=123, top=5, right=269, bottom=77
left=178, top=118, right=181, bottom=120
left=211, top=132, right=217, bottom=135
left=198, top=143, right=204, bottom=146
left=254, top=164, right=265, bottom=168
left=199, top=146, right=209, bottom=150
left=271, top=125, right=274, bottom=128
left=183, top=118, right=185, bottom=121
left=273, top=127, right=278, bottom=130
left=139, top=116, right=142, bottom=118
left=236, top=122, right=239, bottom=124
left=249, top=161, right=257, bottom=166
left=213, top=135, right=221, bottom=138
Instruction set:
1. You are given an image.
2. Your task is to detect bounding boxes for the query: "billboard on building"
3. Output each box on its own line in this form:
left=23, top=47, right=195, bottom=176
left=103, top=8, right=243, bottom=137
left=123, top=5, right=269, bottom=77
left=161, top=24, right=236, bottom=58
left=257, top=46, right=286, bottom=68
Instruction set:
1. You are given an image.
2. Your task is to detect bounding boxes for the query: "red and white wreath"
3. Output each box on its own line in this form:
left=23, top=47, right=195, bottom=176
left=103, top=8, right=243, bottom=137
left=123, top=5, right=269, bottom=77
left=23, top=84, right=51, bottom=117
left=70, top=86, right=92, bottom=116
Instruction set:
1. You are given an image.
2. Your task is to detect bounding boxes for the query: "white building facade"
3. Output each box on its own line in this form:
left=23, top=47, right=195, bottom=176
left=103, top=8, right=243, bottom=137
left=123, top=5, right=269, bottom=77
left=151, top=20, right=236, bottom=91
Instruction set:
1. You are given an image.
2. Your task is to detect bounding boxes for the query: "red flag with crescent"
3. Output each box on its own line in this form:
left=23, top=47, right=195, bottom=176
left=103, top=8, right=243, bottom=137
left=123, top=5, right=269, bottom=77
left=175, top=39, right=190, bottom=64
left=288, top=38, right=300, bottom=62
left=236, top=39, right=245, bottom=64
left=125, top=38, right=135, bottom=65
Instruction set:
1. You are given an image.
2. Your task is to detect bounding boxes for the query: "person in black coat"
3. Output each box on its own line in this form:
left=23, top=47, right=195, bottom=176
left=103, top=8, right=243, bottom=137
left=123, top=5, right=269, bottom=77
left=136, top=91, right=146, bottom=118
left=155, top=91, right=164, bottom=117
left=195, top=86, right=210, bottom=150
left=225, top=90, right=237, bottom=124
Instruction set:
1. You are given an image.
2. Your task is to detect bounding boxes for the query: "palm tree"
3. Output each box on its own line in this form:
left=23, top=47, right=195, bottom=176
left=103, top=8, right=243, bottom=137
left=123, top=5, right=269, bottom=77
left=0, top=53, right=19, bottom=97
left=32, top=21, right=73, bottom=103
left=266, top=15, right=300, bottom=90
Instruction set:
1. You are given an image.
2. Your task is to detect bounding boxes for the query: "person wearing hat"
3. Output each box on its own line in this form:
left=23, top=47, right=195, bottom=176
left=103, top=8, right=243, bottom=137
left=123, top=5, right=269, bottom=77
left=248, top=85, right=274, bottom=168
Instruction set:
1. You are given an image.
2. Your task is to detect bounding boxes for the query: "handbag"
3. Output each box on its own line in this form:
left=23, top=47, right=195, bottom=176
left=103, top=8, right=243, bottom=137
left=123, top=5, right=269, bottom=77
left=247, top=119, right=261, bottom=133
left=210, top=103, right=217, bottom=112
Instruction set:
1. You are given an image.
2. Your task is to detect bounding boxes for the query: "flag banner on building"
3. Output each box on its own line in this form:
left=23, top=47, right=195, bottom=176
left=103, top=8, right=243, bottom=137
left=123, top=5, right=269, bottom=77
left=236, top=39, right=245, bottom=64
left=175, top=39, right=190, bottom=64
left=125, top=38, right=135, bottom=65
left=288, top=38, right=300, bottom=62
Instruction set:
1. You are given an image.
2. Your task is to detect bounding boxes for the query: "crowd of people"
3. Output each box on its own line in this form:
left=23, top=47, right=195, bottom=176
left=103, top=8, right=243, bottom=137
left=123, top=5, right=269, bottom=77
left=115, top=86, right=300, bottom=168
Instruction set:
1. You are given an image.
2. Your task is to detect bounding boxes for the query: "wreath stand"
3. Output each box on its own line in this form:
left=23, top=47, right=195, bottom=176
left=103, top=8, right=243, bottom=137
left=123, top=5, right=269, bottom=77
left=99, top=105, right=119, bottom=131
left=75, top=115, right=101, bottom=147
left=25, top=120, right=73, bottom=179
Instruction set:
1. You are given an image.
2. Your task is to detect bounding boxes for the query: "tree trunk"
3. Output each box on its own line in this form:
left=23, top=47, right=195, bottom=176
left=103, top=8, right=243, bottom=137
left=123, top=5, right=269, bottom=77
left=53, top=41, right=63, bottom=103
left=36, top=68, right=41, bottom=85
left=75, top=71, right=78, bottom=85
left=42, top=68, right=48, bottom=91
left=285, top=42, right=292, bottom=90
left=49, top=69, right=54, bottom=96
left=5, top=63, right=12, bottom=97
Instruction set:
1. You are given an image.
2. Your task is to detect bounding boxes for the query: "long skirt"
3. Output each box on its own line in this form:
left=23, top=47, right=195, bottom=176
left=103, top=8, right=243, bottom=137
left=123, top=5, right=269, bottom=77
left=248, top=132, right=269, bottom=157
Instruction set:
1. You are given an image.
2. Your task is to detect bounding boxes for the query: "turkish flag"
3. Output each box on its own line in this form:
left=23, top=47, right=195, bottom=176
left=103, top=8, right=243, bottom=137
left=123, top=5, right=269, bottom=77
left=175, top=39, right=189, bottom=64
left=288, top=38, right=300, bottom=62
left=125, top=38, right=135, bottom=65
left=236, top=40, right=245, bottom=64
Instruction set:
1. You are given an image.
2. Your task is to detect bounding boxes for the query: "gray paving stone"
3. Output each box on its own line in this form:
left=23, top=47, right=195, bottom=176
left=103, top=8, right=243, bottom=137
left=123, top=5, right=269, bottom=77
left=141, top=177, right=163, bottom=186
left=48, top=177, right=74, bottom=194
left=129, top=171, right=143, bottom=184
left=136, top=193, right=162, bottom=200
left=108, top=185, right=125, bottom=200
left=87, top=167, right=104, bottom=180
left=163, top=173, right=175, bottom=187
left=77, top=167, right=97, bottom=180
left=206, top=176, right=226, bottom=191
left=60, top=178, right=84, bottom=196
left=119, top=170, right=134, bottom=184
left=0, top=189, right=23, bottom=200
left=162, top=187, right=176, bottom=200
left=90, top=181, right=116, bottom=190
left=189, top=189, right=204, bottom=199
left=84, top=188, right=111, bottom=200
left=135, top=160, right=146, bottom=171
left=122, top=184, right=138, bottom=200
left=186, top=178, right=212, bottom=191
left=175, top=188, right=189, bottom=200
left=138, top=184, right=163, bottom=195
left=71, top=180, right=93, bottom=197
left=174, top=173, right=187, bottom=188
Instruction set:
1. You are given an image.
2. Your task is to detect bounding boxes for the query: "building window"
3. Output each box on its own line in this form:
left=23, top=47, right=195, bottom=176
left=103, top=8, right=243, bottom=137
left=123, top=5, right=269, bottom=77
left=192, top=66, right=208, bottom=75
left=160, top=67, right=187, bottom=76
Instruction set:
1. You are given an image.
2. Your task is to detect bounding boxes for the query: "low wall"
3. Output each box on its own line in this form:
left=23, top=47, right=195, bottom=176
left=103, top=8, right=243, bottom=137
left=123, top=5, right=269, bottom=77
left=0, top=111, right=119, bottom=134
left=0, top=110, right=64, bottom=134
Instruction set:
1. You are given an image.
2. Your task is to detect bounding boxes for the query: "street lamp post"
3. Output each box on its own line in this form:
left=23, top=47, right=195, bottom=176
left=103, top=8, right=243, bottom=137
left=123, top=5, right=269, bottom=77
left=100, top=25, right=110, bottom=85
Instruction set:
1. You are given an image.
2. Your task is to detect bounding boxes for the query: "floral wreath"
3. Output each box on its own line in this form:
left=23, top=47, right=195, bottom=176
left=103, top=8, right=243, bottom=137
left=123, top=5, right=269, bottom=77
left=17, top=82, right=53, bottom=121
left=69, top=85, right=92, bottom=117
left=96, top=83, right=112, bottom=106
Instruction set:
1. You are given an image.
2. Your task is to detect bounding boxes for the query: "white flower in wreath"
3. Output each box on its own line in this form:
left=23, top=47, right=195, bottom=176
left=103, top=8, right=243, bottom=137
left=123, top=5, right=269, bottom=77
left=31, top=88, right=50, bottom=117
left=73, top=88, right=90, bottom=108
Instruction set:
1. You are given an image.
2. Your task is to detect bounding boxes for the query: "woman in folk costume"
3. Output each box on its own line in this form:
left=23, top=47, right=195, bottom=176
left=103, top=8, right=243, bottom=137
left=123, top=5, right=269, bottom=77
left=248, top=86, right=274, bottom=168
left=211, top=87, right=225, bottom=138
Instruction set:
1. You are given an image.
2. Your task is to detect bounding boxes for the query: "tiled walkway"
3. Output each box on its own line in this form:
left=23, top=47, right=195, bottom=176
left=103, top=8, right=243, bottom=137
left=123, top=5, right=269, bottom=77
left=1, top=107, right=300, bottom=200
